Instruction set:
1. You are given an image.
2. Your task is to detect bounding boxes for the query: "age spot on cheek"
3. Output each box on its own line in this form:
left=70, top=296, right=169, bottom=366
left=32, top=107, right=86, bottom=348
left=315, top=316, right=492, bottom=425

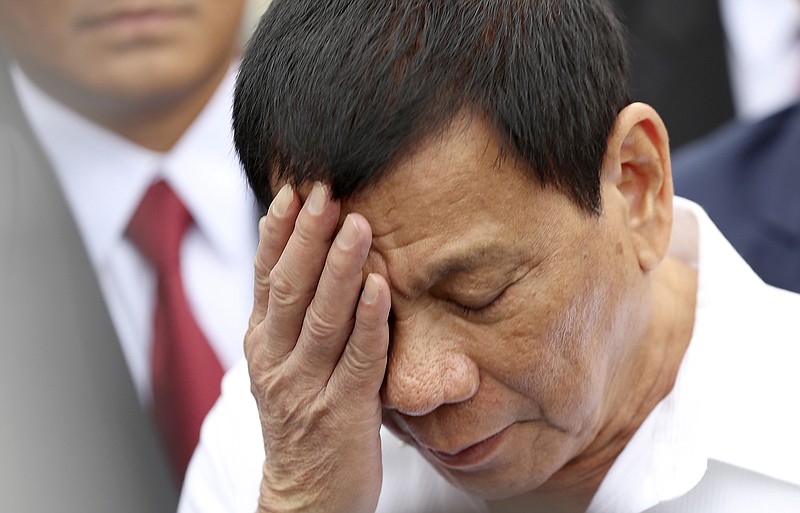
left=615, top=242, right=623, bottom=255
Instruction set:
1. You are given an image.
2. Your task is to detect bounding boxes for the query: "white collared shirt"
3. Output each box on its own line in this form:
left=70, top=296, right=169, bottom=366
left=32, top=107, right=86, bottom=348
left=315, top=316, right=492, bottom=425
left=178, top=199, right=800, bottom=513
left=721, top=0, right=800, bottom=120
left=11, top=65, right=258, bottom=404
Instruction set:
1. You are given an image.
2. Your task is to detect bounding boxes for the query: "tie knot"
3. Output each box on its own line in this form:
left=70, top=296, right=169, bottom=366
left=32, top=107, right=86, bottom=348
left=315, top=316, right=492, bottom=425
left=126, top=180, right=192, bottom=272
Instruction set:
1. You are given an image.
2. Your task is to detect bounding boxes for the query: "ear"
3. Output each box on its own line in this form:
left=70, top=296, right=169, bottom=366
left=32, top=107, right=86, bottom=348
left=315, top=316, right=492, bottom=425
left=604, top=103, right=673, bottom=272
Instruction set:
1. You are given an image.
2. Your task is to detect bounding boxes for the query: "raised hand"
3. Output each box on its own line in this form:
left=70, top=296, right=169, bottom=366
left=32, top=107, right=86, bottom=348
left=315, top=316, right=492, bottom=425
left=246, top=182, right=391, bottom=513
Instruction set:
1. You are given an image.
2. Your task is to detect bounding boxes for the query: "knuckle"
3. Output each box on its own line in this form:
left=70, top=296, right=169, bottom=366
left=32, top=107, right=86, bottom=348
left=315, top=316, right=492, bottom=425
left=343, top=338, right=385, bottom=375
left=268, top=267, right=304, bottom=309
left=303, top=302, right=343, bottom=341
left=261, top=215, right=293, bottom=249
left=253, top=251, right=271, bottom=277
left=324, top=249, right=360, bottom=282
left=354, top=303, right=382, bottom=331
left=244, top=324, right=277, bottom=369
left=293, top=212, right=326, bottom=246
left=252, top=271, right=271, bottom=300
left=243, top=325, right=262, bottom=361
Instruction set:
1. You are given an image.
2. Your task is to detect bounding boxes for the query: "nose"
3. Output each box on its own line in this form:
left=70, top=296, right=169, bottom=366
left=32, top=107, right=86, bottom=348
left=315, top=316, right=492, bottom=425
left=381, top=318, right=480, bottom=416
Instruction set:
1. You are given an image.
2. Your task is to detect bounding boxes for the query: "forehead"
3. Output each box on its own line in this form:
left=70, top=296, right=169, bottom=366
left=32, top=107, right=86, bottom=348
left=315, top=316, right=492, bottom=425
left=340, top=116, right=586, bottom=284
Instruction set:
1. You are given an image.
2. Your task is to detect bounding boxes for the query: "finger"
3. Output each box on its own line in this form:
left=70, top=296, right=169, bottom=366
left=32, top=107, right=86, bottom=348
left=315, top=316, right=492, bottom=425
left=327, top=273, right=392, bottom=401
left=264, top=181, right=341, bottom=358
left=288, top=213, right=373, bottom=381
left=250, top=184, right=300, bottom=332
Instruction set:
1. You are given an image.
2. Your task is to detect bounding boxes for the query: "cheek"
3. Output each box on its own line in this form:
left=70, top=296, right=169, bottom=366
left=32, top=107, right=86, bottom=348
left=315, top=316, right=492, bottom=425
left=3, top=7, right=110, bottom=88
left=490, top=272, right=619, bottom=433
left=207, top=0, right=246, bottom=26
left=0, top=6, right=66, bottom=56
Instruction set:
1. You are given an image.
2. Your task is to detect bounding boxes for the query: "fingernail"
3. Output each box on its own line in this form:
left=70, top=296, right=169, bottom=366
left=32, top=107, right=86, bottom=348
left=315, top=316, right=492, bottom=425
left=307, top=181, right=327, bottom=216
left=362, top=274, right=380, bottom=305
left=336, top=215, right=360, bottom=250
left=271, top=184, right=293, bottom=218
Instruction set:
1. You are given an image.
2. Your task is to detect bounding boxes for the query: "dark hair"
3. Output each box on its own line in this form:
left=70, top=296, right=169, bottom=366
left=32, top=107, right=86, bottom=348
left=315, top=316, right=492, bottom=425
left=234, top=0, right=630, bottom=214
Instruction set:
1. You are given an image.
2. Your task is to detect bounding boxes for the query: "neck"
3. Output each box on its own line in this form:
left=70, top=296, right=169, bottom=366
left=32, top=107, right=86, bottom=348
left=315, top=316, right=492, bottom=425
left=490, top=255, right=698, bottom=512
left=487, top=493, right=591, bottom=513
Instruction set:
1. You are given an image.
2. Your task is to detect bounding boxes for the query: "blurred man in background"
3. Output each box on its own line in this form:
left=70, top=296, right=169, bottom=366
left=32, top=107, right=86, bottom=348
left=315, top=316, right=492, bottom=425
left=0, top=1, right=262, bottom=510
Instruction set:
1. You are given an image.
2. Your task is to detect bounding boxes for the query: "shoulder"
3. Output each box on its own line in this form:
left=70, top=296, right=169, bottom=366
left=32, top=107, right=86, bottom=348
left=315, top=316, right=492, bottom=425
left=672, top=104, right=800, bottom=197
left=0, top=62, right=52, bottom=185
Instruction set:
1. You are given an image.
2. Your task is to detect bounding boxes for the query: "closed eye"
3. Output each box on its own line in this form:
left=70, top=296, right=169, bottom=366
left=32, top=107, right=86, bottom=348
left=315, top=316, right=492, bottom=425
left=448, top=287, right=508, bottom=319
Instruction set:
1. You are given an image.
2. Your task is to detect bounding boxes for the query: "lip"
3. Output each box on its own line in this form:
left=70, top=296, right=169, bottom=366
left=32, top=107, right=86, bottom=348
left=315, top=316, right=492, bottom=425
left=425, top=425, right=511, bottom=470
left=75, top=5, right=195, bottom=33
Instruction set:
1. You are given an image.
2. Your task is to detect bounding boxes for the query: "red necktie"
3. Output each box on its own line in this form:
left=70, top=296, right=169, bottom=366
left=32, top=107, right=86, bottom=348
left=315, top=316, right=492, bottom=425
left=126, top=180, right=224, bottom=483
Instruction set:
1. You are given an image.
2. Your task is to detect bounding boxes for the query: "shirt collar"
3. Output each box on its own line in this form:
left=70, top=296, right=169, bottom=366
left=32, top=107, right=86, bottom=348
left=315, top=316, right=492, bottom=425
left=11, top=63, right=255, bottom=268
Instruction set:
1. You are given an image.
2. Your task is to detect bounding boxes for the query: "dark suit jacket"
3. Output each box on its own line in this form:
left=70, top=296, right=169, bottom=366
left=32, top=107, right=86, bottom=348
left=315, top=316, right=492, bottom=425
left=613, top=0, right=735, bottom=149
left=673, top=103, right=800, bottom=294
left=0, top=56, right=177, bottom=512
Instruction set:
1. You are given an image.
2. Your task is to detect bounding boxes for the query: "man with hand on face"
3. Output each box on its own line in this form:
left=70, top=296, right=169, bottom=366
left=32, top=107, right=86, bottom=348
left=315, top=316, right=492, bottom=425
left=0, top=0, right=257, bottom=510
left=179, top=1, right=800, bottom=512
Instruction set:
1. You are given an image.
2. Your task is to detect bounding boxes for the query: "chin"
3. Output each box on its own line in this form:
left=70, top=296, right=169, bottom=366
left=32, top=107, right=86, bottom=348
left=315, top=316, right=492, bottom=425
left=420, top=441, right=557, bottom=501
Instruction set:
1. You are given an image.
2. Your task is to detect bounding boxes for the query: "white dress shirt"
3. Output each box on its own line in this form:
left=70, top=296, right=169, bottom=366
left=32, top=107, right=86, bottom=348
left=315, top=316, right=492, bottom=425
left=178, top=198, right=800, bottom=513
left=11, top=65, right=258, bottom=404
left=721, top=0, right=800, bottom=119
